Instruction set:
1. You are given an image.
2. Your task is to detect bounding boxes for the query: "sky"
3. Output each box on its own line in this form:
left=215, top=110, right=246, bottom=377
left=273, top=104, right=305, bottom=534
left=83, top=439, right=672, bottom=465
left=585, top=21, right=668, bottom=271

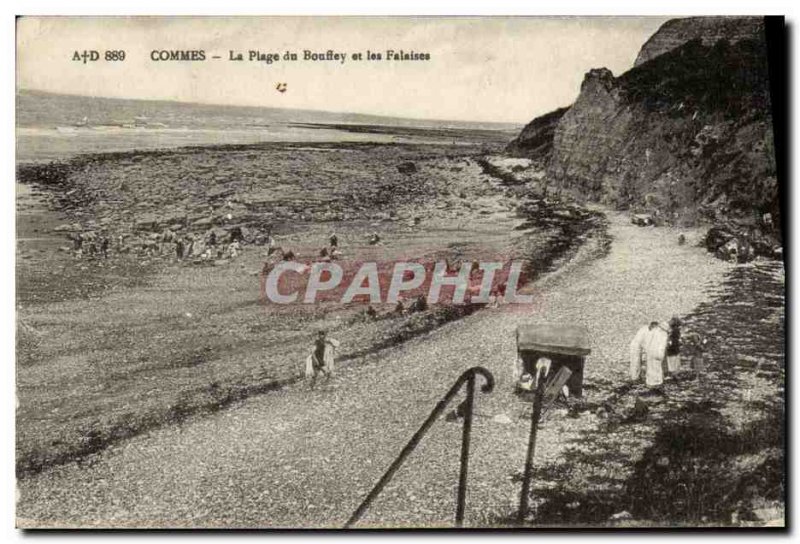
left=16, top=16, right=669, bottom=123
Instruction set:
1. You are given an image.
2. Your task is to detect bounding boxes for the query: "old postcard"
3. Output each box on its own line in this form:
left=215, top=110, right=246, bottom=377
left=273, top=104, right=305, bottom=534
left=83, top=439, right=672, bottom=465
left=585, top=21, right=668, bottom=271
left=15, top=15, right=785, bottom=529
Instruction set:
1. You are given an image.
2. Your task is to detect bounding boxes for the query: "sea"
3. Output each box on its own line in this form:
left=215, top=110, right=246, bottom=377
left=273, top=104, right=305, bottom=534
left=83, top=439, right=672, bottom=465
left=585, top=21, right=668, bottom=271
left=16, top=90, right=521, bottom=163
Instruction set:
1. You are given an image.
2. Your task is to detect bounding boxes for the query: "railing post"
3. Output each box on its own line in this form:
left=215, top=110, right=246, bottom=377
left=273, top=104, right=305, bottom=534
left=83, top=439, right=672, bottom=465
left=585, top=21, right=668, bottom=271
left=455, top=374, right=475, bottom=526
left=517, top=371, right=546, bottom=524
left=345, top=367, right=494, bottom=529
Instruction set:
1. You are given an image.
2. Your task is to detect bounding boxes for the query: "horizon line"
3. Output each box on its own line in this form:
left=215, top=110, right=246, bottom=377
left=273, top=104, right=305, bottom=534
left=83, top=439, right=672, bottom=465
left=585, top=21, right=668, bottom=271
left=17, top=87, right=530, bottom=128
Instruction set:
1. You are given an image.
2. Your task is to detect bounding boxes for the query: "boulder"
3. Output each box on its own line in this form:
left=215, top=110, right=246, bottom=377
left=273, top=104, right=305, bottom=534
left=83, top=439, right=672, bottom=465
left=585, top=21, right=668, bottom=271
left=491, top=413, right=513, bottom=425
left=134, top=214, right=160, bottom=231
left=705, top=225, right=734, bottom=252
left=716, top=237, right=755, bottom=263
left=53, top=223, right=82, bottom=233
left=631, top=214, right=654, bottom=226
left=163, top=211, right=188, bottom=226
left=553, top=209, right=575, bottom=220
left=397, top=162, right=418, bottom=175
left=705, top=225, right=768, bottom=262
left=192, top=216, right=213, bottom=228
left=206, top=186, right=235, bottom=200
left=610, top=510, right=633, bottom=521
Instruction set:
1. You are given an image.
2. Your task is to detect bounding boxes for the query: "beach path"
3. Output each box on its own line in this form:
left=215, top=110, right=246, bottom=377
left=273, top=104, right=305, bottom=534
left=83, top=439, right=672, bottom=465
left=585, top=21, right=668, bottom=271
left=17, top=211, right=731, bottom=528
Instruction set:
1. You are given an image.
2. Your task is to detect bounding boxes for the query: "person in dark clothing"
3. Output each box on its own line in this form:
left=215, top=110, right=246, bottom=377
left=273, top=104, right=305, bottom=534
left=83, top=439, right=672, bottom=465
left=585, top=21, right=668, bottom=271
left=684, top=332, right=707, bottom=373
left=208, top=231, right=217, bottom=246
left=100, top=237, right=109, bottom=258
left=229, top=226, right=244, bottom=243
left=313, top=333, right=327, bottom=369
left=666, top=316, right=682, bottom=374
left=306, top=331, right=340, bottom=389
left=409, top=294, right=428, bottom=313
left=176, top=238, right=185, bottom=259
left=329, top=233, right=338, bottom=248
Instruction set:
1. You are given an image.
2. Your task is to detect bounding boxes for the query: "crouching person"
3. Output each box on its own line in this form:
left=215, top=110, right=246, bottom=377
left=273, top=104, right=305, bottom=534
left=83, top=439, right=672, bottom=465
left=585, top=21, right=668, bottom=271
left=515, top=356, right=551, bottom=394
left=305, top=330, right=341, bottom=389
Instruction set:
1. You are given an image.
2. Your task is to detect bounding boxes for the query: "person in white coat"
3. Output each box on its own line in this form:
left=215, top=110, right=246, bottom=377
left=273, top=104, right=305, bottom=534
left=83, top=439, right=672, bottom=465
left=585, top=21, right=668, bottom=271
left=630, top=322, right=656, bottom=381
left=629, top=321, right=670, bottom=388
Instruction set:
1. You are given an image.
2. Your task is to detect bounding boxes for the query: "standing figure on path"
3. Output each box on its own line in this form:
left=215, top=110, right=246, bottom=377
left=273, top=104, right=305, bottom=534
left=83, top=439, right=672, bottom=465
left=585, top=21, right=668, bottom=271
left=684, top=332, right=708, bottom=374
left=305, top=331, right=341, bottom=389
left=100, top=236, right=109, bottom=259
left=666, top=316, right=682, bottom=374
left=629, top=321, right=669, bottom=388
left=329, top=232, right=338, bottom=249
left=71, top=232, right=83, bottom=252
left=184, top=235, right=195, bottom=258
left=229, top=240, right=240, bottom=259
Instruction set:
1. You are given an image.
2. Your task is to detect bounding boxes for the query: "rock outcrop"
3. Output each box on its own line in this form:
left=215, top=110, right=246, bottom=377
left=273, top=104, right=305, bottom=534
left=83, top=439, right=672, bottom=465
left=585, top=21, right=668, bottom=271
left=509, top=16, right=778, bottom=233
left=634, top=16, right=765, bottom=67
left=505, top=106, right=569, bottom=162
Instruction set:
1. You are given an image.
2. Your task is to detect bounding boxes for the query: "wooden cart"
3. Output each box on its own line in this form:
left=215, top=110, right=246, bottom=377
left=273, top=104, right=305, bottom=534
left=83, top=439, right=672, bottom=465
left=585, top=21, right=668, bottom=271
left=515, top=324, right=592, bottom=521
left=516, top=324, right=591, bottom=398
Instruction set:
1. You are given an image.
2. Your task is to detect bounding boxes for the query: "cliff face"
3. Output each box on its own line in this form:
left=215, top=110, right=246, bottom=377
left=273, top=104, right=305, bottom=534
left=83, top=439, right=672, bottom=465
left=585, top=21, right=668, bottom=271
left=505, top=106, right=568, bottom=163
left=511, top=17, right=777, bottom=227
left=634, top=16, right=765, bottom=67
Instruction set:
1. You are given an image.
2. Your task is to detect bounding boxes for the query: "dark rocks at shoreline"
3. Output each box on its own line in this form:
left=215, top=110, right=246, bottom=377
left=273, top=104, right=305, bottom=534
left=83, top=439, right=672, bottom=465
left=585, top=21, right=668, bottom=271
left=17, top=144, right=476, bottom=241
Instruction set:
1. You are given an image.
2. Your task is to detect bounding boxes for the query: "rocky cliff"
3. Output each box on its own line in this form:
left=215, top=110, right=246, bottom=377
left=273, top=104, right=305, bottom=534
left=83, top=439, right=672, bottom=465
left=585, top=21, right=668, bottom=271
left=508, top=17, right=778, bottom=230
left=634, top=16, right=765, bottom=67
left=504, top=106, right=568, bottom=164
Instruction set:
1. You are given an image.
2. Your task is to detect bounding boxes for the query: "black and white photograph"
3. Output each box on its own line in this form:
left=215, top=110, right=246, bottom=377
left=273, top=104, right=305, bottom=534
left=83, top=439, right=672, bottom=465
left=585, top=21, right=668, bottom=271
left=13, top=13, right=786, bottom=529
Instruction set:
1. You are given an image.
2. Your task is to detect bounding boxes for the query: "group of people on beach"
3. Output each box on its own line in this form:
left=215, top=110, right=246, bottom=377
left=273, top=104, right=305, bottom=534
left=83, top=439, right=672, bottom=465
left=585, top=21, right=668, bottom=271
left=309, top=315, right=698, bottom=394
left=318, top=232, right=342, bottom=261
left=173, top=230, right=242, bottom=262
left=289, top=230, right=519, bottom=390
left=69, top=231, right=110, bottom=260
left=67, top=226, right=249, bottom=263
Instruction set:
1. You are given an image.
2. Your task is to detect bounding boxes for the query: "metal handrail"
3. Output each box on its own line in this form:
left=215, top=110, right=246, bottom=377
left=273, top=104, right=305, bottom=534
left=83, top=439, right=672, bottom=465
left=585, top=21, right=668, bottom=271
left=345, top=366, right=495, bottom=528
